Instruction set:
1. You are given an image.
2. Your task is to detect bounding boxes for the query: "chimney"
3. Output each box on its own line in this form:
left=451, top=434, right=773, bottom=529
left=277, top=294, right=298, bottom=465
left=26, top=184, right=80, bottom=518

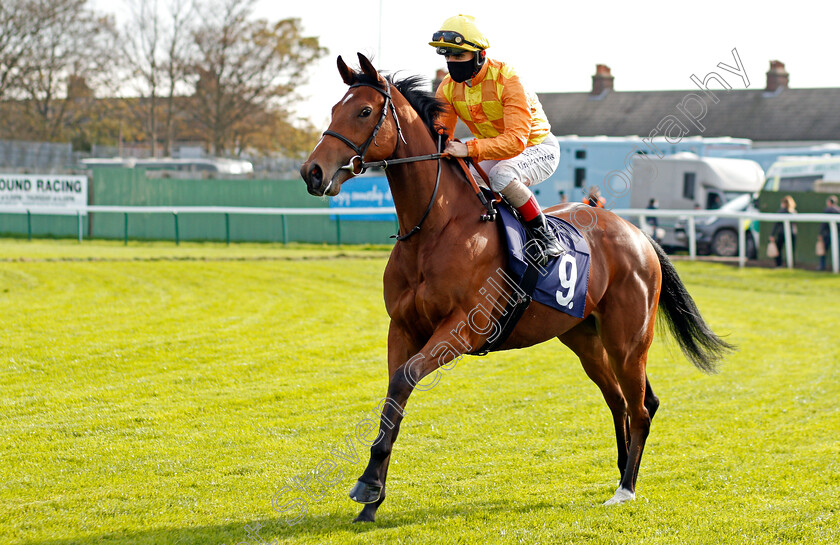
left=765, top=60, right=789, bottom=92
left=433, top=69, right=446, bottom=91
left=591, top=64, right=614, bottom=95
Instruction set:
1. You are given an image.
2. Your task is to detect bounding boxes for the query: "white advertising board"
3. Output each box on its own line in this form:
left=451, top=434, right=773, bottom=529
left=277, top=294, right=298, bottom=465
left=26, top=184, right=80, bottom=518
left=0, top=173, right=88, bottom=214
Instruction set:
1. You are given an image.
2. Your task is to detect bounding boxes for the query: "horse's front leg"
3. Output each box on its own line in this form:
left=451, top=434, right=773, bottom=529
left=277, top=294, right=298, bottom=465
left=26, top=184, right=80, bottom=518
left=350, top=318, right=470, bottom=522
left=351, top=322, right=414, bottom=522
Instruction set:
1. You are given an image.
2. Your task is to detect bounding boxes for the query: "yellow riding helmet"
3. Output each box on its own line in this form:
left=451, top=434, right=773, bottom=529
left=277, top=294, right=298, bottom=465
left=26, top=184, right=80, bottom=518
left=428, top=14, right=490, bottom=54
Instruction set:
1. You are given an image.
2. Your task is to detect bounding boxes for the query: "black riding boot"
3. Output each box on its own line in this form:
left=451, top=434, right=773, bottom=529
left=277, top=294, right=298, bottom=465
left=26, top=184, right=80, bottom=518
left=525, top=213, right=565, bottom=266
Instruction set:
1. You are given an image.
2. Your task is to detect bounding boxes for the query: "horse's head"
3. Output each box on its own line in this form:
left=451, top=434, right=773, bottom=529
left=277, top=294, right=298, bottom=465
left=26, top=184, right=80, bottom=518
left=301, top=53, right=402, bottom=197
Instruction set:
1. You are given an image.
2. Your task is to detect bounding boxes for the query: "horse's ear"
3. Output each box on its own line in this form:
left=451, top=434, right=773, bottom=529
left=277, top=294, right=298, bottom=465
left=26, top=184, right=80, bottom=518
left=357, top=53, right=384, bottom=83
left=337, top=56, right=355, bottom=86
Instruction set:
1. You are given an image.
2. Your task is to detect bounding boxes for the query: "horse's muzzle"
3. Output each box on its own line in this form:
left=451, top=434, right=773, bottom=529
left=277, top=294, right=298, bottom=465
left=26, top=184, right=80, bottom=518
left=300, top=161, right=326, bottom=196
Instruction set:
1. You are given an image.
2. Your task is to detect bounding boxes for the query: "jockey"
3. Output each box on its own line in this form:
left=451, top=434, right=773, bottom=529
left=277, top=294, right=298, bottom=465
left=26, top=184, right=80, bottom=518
left=429, top=14, right=564, bottom=265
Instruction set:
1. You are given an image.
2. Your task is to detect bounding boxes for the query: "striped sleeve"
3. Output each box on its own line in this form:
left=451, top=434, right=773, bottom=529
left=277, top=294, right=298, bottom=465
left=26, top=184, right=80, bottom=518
left=467, top=73, right=532, bottom=161
left=434, top=80, right=459, bottom=140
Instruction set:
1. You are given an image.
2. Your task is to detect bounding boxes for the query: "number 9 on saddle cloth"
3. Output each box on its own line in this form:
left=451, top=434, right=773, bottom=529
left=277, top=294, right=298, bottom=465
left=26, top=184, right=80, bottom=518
left=496, top=202, right=590, bottom=319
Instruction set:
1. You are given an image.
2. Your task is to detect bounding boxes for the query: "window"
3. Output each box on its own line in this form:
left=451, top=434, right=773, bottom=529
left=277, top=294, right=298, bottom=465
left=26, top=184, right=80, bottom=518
left=706, top=192, right=723, bottom=210
left=574, top=168, right=586, bottom=188
left=682, top=172, right=696, bottom=200
left=778, top=175, right=823, bottom=192
left=575, top=150, right=586, bottom=160
left=763, top=177, right=778, bottom=192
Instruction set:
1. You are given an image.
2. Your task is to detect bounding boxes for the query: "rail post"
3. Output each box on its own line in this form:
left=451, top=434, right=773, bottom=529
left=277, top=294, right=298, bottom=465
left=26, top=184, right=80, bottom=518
left=783, top=220, right=793, bottom=269
left=738, top=222, right=746, bottom=268
left=27, top=210, right=32, bottom=241
left=336, top=215, right=342, bottom=246
left=225, top=213, right=230, bottom=245
left=688, top=216, right=697, bottom=260
left=77, top=210, right=83, bottom=243
left=830, top=220, right=839, bottom=274
left=124, top=213, right=129, bottom=246
left=173, top=212, right=180, bottom=246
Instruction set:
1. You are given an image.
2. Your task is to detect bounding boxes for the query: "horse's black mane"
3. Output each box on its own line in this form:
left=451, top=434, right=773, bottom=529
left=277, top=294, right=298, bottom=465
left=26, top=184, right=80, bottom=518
left=353, top=72, right=448, bottom=141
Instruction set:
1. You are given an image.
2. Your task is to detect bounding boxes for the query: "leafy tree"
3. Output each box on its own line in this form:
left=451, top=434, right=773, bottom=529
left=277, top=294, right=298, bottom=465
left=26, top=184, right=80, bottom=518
left=188, top=0, right=326, bottom=155
left=230, top=108, right=320, bottom=158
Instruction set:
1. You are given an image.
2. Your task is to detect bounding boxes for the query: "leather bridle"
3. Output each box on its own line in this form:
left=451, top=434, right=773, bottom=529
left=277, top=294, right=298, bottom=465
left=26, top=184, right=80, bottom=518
left=322, top=79, right=407, bottom=177
left=321, top=79, right=444, bottom=241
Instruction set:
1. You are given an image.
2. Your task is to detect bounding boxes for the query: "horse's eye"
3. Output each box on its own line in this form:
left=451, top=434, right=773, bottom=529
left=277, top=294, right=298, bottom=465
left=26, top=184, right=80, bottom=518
left=360, top=107, right=372, bottom=118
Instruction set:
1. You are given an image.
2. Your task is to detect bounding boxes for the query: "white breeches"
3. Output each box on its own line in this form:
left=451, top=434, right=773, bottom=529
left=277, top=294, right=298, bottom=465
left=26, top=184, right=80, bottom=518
left=478, top=133, right=560, bottom=193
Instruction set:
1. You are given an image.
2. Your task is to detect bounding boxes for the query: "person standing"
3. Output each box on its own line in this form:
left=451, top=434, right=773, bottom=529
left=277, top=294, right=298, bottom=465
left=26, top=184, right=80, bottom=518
left=583, top=186, right=605, bottom=208
left=818, top=195, right=840, bottom=271
left=646, top=198, right=661, bottom=243
left=429, top=14, right=563, bottom=265
left=771, top=195, right=798, bottom=267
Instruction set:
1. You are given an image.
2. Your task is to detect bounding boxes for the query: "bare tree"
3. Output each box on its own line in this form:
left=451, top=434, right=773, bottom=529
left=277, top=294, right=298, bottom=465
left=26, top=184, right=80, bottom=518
left=161, top=0, right=194, bottom=156
left=3, top=0, right=324, bottom=156
left=14, top=0, right=119, bottom=141
left=121, top=0, right=194, bottom=157
left=0, top=0, right=38, bottom=99
left=188, top=0, right=326, bottom=155
left=121, top=0, right=163, bottom=156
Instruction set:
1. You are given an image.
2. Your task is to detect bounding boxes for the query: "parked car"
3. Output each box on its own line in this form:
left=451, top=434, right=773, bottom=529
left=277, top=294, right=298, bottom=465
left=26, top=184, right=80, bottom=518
left=675, top=193, right=758, bottom=258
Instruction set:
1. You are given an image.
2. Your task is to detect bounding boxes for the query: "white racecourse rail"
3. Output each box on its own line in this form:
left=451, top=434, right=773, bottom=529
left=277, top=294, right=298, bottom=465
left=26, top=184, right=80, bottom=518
left=1, top=205, right=838, bottom=273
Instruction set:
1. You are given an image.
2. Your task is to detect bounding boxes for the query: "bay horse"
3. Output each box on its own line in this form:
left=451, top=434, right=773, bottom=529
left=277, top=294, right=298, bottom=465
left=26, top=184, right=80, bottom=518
left=300, top=53, right=733, bottom=523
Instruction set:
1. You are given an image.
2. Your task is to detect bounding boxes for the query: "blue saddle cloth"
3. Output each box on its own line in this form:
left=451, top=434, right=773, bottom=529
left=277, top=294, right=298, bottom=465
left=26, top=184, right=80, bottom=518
left=497, top=204, right=591, bottom=319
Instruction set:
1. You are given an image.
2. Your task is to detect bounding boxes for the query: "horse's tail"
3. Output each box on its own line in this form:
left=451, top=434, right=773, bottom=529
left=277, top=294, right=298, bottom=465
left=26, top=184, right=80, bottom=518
left=648, top=235, right=735, bottom=373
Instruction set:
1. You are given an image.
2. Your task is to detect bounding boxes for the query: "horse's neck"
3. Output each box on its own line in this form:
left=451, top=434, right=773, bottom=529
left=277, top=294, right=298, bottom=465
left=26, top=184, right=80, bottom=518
left=387, top=121, right=473, bottom=241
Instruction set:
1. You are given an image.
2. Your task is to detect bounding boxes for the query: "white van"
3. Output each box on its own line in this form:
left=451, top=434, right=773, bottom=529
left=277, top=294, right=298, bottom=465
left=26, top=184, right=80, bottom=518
left=629, top=153, right=764, bottom=247
left=630, top=152, right=765, bottom=210
left=80, top=157, right=254, bottom=174
left=762, top=156, right=840, bottom=193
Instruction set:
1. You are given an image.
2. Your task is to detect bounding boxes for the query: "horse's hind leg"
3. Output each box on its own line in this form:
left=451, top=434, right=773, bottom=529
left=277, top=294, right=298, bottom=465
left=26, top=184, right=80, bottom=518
left=560, top=317, right=630, bottom=480
left=598, top=305, right=658, bottom=504
left=645, top=376, right=660, bottom=421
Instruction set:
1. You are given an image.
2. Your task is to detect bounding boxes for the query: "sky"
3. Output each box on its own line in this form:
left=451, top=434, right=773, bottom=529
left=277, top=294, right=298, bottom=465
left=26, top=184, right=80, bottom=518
left=258, top=0, right=837, bottom=129
left=95, top=0, right=838, bottom=130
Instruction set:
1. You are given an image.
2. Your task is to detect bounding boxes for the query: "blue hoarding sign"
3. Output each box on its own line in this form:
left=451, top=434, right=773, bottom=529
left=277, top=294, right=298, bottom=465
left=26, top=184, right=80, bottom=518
left=329, top=176, right=396, bottom=221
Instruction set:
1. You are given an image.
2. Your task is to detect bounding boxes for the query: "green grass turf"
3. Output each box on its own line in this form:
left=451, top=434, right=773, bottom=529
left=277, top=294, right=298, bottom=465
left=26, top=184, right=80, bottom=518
left=1, top=238, right=838, bottom=544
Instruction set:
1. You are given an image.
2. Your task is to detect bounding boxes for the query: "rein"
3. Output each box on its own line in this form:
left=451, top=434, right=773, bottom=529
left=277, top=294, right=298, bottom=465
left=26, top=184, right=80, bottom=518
left=392, top=134, right=443, bottom=241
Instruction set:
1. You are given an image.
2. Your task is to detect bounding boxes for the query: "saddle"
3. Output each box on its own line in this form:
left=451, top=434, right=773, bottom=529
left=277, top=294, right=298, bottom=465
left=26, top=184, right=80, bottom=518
left=452, top=157, right=591, bottom=355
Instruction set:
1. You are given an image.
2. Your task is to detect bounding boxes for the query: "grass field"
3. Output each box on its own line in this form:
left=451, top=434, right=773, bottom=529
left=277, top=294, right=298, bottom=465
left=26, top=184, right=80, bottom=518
left=1, top=238, right=838, bottom=545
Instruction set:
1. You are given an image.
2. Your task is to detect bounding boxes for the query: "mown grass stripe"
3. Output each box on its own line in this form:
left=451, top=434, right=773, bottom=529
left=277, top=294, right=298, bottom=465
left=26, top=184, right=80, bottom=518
left=1, top=238, right=838, bottom=544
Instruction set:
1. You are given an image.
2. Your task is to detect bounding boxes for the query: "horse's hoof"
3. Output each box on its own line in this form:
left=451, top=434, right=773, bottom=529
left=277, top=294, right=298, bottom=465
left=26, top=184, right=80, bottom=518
left=353, top=512, right=375, bottom=523
left=603, top=487, right=635, bottom=506
left=349, top=480, right=382, bottom=504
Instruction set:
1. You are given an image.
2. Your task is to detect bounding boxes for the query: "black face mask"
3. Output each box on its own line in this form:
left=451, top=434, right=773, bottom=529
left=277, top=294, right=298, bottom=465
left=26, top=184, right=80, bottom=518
left=447, top=59, right=475, bottom=83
